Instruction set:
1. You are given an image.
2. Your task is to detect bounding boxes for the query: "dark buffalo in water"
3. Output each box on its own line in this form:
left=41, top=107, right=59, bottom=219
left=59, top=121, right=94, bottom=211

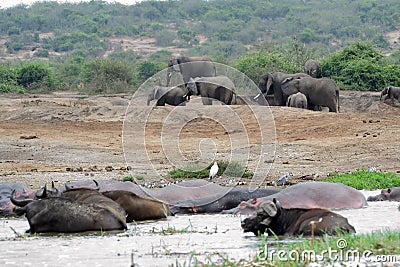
left=0, top=182, right=35, bottom=217
left=170, top=187, right=281, bottom=214
left=102, top=190, right=170, bottom=222
left=46, top=180, right=170, bottom=222
left=242, top=198, right=356, bottom=236
left=11, top=196, right=127, bottom=233
left=11, top=182, right=127, bottom=233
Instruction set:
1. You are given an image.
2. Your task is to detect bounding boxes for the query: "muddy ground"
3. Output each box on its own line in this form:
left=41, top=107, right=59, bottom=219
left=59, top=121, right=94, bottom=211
left=0, top=90, right=399, bottom=190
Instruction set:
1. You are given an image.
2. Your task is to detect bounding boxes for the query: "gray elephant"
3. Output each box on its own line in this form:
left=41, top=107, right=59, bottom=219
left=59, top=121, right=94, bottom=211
left=257, top=72, right=309, bottom=106
left=186, top=76, right=236, bottom=105
left=166, top=56, right=216, bottom=87
left=286, top=92, right=307, bottom=109
left=281, top=77, right=340, bottom=112
left=304, top=59, right=321, bottom=78
left=147, top=86, right=187, bottom=106
left=381, top=86, right=400, bottom=104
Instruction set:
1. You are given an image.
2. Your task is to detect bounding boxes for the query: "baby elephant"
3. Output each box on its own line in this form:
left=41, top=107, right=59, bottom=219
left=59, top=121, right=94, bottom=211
left=147, top=86, right=188, bottom=106
left=241, top=198, right=355, bottom=236
left=381, top=86, right=400, bottom=104
left=286, top=92, right=308, bottom=109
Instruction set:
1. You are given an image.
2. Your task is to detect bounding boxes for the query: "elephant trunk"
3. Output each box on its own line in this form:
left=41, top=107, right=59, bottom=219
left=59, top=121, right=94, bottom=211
left=380, top=88, right=388, bottom=100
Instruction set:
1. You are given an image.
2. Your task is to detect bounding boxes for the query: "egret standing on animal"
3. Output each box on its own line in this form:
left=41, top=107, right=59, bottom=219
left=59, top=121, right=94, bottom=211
left=209, top=162, right=219, bottom=180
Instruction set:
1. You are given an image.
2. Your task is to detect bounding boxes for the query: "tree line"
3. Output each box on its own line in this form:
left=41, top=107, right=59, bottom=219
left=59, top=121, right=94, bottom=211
left=1, top=41, right=399, bottom=94
left=0, top=0, right=399, bottom=93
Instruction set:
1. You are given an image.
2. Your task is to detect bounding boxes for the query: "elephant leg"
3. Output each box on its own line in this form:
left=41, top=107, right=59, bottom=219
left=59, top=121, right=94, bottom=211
left=215, top=87, right=233, bottom=105
left=201, top=97, right=213, bottom=105
left=156, top=98, right=166, bottom=106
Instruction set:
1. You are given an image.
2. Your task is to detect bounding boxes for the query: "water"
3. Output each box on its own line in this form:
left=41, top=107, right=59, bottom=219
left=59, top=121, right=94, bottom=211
left=0, top=190, right=399, bottom=266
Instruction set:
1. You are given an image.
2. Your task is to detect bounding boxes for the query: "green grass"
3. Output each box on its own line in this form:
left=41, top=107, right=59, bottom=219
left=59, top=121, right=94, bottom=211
left=168, top=161, right=253, bottom=180
left=254, top=230, right=400, bottom=266
left=121, top=174, right=144, bottom=182
left=180, top=230, right=400, bottom=266
left=323, top=169, right=400, bottom=190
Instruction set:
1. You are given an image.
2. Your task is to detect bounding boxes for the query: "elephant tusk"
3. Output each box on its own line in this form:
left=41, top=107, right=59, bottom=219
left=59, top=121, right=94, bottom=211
left=254, top=93, right=262, bottom=100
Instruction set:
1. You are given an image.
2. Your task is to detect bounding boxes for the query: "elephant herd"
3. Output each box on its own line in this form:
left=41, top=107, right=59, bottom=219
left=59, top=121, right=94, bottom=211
left=148, top=56, right=400, bottom=111
left=147, top=56, right=236, bottom=106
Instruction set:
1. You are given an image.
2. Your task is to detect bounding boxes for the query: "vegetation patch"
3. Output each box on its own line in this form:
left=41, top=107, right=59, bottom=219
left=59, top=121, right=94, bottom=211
left=168, top=161, right=253, bottom=179
left=121, top=174, right=144, bottom=182
left=323, top=169, right=400, bottom=190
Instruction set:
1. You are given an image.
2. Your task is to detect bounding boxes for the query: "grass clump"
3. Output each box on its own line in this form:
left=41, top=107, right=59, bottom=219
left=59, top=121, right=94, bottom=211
left=323, top=169, right=400, bottom=190
left=121, top=174, right=144, bottom=182
left=256, top=230, right=400, bottom=266
left=168, top=161, right=253, bottom=179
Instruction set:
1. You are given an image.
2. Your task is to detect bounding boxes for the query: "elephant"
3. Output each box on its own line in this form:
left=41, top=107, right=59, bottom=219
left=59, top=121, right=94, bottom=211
left=147, top=86, right=188, bottom=106
left=186, top=76, right=236, bottom=105
left=257, top=72, right=309, bottom=106
left=381, top=86, right=400, bottom=104
left=304, top=59, right=321, bottom=78
left=166, top=56, right=216, bottom=87
left=281, top=76, right=340, bottom=112
left=286, top=92, right=308, bottom=109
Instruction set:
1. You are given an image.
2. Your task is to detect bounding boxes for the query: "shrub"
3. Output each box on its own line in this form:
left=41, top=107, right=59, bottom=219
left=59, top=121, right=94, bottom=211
left=321, top=42, right=400, bottom=91
left=323, top=169, right=400, bottom=190
left=169, top=161, right=253, bottom=179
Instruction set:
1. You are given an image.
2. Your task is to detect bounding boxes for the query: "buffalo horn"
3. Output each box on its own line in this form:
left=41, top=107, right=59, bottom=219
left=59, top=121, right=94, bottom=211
left=10, top=190, right=34, bottom=207
left=35, top=183, right=47, bottom=198
left=92, top=180, right=100, bottom=190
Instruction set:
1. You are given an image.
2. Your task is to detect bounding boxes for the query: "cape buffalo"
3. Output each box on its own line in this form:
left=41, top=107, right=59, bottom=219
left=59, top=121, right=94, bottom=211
left=11, top=183, right=127, bottom=233
left=241, top=198, right=355, bottom=236
left=102, top=190, right=170, bottom=222
left=11, top=195, right=127, bottom=233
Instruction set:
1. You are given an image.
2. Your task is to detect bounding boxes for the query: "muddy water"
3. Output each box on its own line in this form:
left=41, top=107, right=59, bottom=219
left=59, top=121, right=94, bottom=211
left=0, top=190, right=399, bottom=266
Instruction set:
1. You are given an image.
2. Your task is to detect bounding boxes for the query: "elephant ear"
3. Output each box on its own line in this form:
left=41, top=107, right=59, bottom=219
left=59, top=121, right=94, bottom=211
left=186, top=78, right=198, bottom=95
left=171, top=58, right=180, bottom=71
left=281, top=77, right=299, bottom=96
left=265, top=74, right=274, bottom=93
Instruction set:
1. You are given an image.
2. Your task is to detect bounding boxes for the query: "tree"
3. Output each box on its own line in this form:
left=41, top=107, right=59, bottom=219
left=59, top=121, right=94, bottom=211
left=17, top=62, right=57, bottom=91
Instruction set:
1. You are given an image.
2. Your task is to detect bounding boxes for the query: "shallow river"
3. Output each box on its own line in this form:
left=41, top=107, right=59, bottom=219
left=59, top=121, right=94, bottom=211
left=0, top=190, right=399, bottom=266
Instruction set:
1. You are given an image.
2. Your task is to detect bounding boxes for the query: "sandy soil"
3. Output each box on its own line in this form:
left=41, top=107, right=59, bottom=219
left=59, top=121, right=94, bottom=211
left=0, top=90, right=399, bottom=190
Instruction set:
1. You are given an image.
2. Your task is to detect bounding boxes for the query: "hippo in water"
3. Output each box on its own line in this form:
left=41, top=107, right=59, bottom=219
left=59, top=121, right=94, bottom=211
left=242, top=198, right=356, bottom=236
left=0, top=182, right=35, bottom=217
left=367, top=187, right=400, bottom=201
left=170, top=187, right=281, bottom=214
left=223, top=182, right=367, bottom=215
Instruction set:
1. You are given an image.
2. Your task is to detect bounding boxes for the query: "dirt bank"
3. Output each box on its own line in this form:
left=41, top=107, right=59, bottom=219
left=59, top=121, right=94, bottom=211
left=0, top=90, right=399, bottom=189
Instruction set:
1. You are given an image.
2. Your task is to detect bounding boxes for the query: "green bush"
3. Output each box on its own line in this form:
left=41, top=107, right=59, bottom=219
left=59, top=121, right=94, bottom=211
left=323, top=169, right=400, bottom=190
left=321, top=42, right=400, bottom=91
left=169, top=161, right=253, bottom=179
left=16, top=62, right=58, bottom=92
left=234, top=49, right=300, bottom=83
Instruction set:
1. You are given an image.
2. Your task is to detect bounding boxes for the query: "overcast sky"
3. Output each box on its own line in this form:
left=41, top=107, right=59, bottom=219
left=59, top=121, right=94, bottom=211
left=0, top=0, right=142, bottom=9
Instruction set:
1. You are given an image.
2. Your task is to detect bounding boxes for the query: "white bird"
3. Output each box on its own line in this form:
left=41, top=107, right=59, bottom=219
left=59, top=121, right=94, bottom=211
left=368, top=166, right=378, bottom=173
left=276, top=172, right=292, bottom=186
left=209, top=162, right=219, bottom=180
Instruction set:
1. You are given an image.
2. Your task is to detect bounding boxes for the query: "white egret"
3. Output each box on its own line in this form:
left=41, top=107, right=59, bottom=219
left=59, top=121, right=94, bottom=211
left=209, top=162, right=219, bottom=180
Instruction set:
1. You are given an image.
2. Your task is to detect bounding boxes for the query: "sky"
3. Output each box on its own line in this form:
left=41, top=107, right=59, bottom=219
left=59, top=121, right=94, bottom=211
left=0, top=0, right=142, bottom=9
